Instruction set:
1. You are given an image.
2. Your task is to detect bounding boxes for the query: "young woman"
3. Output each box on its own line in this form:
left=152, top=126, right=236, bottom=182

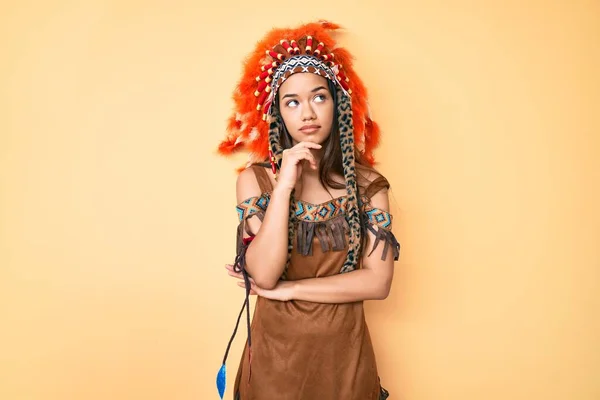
left=216, top=21, right=400, bottom=400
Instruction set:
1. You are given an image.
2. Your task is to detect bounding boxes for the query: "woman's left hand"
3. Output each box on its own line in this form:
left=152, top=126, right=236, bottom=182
left=225, top=264, right=295, bottom=302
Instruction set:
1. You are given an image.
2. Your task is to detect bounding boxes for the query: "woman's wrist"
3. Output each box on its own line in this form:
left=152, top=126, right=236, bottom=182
left=282, top=279, right=298, bottom=301
left=272, top=184, right=293, bottom=199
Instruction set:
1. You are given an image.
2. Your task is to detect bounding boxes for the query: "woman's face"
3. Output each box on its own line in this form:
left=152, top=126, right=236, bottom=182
left=277, top=73, right=334, bottom=146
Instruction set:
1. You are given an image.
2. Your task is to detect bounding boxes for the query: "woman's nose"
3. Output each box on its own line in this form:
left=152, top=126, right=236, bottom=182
left=301, top=103, right=316, bottom=120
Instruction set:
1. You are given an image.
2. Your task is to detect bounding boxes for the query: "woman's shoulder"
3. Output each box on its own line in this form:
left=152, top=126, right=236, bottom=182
left=236, top=163, right=267, bottom=185
left=236, top=163, right=273, bottom=203
left=356, top=165, right=390, bottom=196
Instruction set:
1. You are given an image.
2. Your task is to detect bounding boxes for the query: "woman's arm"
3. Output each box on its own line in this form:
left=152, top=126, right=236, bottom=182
left=289, top=267, right=392, bottom=302
left=228, top=187, right=396, bottom=303
left=236, top=168, right=292, bottom=290
left=237, top=141, right=322, bottom=290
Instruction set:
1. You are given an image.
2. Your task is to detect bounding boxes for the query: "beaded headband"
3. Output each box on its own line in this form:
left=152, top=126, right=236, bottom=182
left=260, top=46, right=351, bottom=118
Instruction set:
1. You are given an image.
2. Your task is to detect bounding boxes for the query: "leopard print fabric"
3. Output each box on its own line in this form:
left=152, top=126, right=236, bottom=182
left=336, top=89, right=361, bottom=273
left=267, top=106, right=295, bottom=279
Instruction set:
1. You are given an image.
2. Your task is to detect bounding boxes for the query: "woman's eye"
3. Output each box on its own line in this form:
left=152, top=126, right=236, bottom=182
left=286, top=99, right=299, bottom=107
left=314, top=94, right=327, bottom=102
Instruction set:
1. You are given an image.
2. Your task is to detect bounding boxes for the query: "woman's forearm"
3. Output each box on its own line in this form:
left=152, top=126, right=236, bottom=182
left=289, top=268, right=392, bottom=303
left=245, top=185, right=292, bottom=289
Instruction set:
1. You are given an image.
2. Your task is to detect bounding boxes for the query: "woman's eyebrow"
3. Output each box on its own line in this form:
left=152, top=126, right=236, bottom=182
left=281, top=86, right=328, bottom=99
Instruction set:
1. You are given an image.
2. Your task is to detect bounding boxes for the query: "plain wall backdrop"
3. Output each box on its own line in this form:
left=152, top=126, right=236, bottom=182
left=1, top=1, right=599, bottom=399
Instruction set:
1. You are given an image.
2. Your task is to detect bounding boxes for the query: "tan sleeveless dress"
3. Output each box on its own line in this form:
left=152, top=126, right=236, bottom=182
left=230, top=166, right=399, bottom=400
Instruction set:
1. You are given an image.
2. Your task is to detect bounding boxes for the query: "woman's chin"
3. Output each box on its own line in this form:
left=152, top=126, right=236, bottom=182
left=292, top=133, right=328, bottom=145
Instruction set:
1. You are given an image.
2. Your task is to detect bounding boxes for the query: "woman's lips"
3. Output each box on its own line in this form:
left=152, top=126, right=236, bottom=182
left=300, top=125, right=321, bottom=133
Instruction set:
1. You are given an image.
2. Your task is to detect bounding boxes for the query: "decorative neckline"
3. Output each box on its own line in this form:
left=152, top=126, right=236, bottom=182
left=295, top=194, right=347, bottom=208
left=294, top=196, right=347, bottom=222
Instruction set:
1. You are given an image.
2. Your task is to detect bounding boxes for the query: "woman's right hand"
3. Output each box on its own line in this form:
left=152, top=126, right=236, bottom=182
left=276, top=141, right=322, bottom=192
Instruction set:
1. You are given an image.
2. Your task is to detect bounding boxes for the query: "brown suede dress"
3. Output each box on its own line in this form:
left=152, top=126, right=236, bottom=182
left=231, top=166, right=399, bottom=400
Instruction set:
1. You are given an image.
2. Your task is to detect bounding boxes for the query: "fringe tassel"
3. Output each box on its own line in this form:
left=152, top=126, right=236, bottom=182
left=296, top=215, right=349, bottom=256
left=361, top=217, right=400, bottom=261
left=295, top=213, right=399, bottom=261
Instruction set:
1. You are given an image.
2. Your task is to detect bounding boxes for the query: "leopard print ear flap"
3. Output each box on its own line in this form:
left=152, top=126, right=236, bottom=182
left=268, top=106, right=284, bottom=172
left=267, top=107, right=295, bottom=280
left=337, top=89, right=362, bottom=273
left=281, top=187, right=296, bottom=280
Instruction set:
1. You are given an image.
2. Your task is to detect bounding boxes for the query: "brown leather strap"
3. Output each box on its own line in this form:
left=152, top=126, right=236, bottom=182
left=251, top=165, right=274, bottom=193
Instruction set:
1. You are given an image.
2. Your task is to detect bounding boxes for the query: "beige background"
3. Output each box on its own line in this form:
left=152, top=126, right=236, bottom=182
left=1, top=1, right=599, bottom=399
